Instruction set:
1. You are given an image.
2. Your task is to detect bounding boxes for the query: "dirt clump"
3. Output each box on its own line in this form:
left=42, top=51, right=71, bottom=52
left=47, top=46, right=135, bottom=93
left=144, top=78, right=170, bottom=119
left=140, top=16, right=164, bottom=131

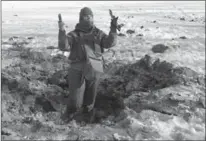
left=152, top=44, right=169, bottom=53
left=126, top=29, right=135, bottom=34
left=99, top=54, right=204, bottom=98
left=179, top=36, right=187, bottom=39
left=118, top=33, right=126, bottom=37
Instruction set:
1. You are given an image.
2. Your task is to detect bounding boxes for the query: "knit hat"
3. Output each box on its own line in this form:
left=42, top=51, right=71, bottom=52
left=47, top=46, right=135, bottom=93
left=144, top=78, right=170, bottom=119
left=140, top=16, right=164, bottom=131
left=77, top=7, right=94, bottom=31
left=80, top=7, right=93, bottom=17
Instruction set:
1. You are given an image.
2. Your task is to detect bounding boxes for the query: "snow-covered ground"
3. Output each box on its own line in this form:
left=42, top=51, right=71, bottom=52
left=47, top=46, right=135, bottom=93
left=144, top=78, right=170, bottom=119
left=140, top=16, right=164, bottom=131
left=2, top=1, right=205, bottom=140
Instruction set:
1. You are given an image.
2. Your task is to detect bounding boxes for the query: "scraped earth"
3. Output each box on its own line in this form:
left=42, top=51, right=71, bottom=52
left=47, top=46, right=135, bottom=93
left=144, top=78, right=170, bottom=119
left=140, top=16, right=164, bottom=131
left=2, top=1, right=205, bottom=140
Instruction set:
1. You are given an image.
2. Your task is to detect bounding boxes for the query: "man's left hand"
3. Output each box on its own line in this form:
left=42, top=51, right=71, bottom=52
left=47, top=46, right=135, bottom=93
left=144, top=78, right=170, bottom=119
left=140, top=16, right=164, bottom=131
left=111, top=16, right=119, bottom=29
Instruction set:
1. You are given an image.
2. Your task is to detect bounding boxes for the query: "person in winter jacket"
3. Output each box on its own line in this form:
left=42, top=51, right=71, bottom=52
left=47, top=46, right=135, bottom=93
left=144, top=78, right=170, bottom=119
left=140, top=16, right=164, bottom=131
left=58, top=7, right=118, bottom=121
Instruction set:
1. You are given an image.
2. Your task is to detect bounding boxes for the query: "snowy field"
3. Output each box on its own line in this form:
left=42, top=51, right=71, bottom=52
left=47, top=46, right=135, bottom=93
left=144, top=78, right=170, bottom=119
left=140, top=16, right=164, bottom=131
left=2, top=1, right=205, bottom=73
left=1, top=1, right=205, bottom=140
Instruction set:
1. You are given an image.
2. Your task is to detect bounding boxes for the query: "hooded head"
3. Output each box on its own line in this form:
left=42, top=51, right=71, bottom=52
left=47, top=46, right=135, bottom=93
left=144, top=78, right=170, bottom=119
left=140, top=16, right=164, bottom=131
left=78, top=7, right=94, bottom=29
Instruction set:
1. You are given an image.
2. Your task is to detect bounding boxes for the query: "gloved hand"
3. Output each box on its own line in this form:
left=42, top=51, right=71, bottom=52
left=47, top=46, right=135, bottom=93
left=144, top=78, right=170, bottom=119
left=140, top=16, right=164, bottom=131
left=58, top=21, right=65, bottom=31
left=111, top=16, right=118, bottom=28
left=110, top=16, right=118, bottom=32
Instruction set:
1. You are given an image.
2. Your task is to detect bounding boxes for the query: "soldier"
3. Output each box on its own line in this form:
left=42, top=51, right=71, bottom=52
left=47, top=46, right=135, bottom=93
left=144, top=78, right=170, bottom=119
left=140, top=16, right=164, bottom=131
left=58, top=7, right=118, bottom=121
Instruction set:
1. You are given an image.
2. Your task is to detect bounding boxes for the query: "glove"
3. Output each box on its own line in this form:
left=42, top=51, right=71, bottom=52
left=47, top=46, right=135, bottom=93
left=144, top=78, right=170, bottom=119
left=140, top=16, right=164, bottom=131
left=110, top=16, right=118, bottom=32
left=58, top=21, right=65, bottom=31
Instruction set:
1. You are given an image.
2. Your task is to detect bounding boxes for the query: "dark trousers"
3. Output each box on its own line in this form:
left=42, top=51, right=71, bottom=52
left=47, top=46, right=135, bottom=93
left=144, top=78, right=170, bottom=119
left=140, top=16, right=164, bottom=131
left=67, top=67, right=100, bottom=113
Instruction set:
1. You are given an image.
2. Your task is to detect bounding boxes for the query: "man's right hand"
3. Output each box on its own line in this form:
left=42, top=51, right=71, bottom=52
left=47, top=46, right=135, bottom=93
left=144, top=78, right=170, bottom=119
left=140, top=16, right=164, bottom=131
left=58, top=21, right=65, bottom=31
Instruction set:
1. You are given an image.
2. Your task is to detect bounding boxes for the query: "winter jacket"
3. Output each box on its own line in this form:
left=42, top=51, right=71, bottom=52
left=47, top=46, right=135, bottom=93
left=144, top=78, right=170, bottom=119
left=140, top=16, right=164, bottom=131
left=58, top=25, right=117, bottom=63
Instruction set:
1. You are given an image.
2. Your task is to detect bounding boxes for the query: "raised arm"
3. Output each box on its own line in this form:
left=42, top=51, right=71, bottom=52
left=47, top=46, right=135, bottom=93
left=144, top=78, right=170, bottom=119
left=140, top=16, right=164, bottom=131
left=58, top=17, right=73, bottom=51
left=100, top=27, right=117, bottom=49
left=58, top=29, right=73, bottom=51
left=100, top=15, right=118, bottom=49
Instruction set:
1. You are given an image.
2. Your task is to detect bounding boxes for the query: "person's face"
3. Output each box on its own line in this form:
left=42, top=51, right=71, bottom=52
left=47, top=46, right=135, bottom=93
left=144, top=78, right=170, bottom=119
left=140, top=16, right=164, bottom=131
left=81, top=15, right=93, bottom=25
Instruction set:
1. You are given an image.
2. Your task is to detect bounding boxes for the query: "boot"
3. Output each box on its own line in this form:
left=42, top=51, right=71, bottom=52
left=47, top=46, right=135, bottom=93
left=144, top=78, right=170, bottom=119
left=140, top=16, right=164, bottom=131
left=82, top=105, right=96, bottom=123
left=61, top=106, right=76, bottom=123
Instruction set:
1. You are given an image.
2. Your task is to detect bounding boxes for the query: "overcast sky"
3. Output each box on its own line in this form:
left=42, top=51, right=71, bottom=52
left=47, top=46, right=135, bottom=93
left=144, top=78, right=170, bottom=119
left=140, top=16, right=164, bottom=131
left=2, top=1, right=143, bottom=9
left=2, top=1, right=205, bottom=11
